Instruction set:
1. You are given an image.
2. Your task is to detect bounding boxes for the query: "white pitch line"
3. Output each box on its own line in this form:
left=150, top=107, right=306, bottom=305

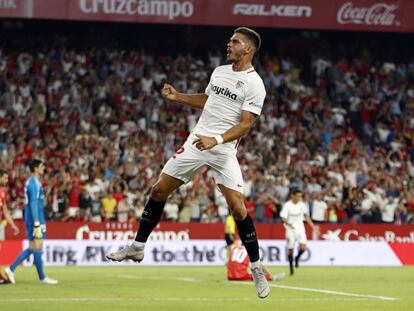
left=234, top=282, right=399, bottom=301
left=3, top=297, right=391, bottom=303
left=117, top=275, right=200, bottom=282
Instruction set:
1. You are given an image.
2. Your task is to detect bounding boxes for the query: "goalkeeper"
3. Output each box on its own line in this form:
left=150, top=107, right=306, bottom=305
left=5, top=160, right=57, bottom=285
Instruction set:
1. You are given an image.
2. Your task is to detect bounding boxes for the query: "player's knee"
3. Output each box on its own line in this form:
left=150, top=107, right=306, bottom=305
left=150, top=184, right=169, bottom=201
left=229, top=204, right=247, bottom=221
left=226, top=195, right=246, bottom=220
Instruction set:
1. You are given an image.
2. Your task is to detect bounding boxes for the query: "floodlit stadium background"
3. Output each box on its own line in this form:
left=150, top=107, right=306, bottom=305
left=1, top=1, right=414, bottom=310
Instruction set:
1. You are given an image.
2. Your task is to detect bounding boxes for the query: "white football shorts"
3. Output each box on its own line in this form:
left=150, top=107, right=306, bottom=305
left=162, top=133, right=244, bottom=193
left=285, top=227, right=307, bottom=249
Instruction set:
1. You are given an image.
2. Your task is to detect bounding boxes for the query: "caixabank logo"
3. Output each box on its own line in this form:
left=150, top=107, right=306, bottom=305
left=322, top=228, right=414, bottom=242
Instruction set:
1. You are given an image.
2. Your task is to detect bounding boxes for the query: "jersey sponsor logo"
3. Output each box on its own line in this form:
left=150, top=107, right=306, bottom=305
left=211, top=84, right=237, bottom=100
left=286, top=212, right=303, bottom=217
left=233, top=3, right=312, bottom=18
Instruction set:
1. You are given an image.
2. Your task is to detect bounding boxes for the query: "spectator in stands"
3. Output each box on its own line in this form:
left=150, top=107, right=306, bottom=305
left=380, top=195, right=399, bottom=224
left=311, top=192, right=328, bottom=223
left=163, top=192, right=180, bottom=222
left=101, top=191, right=117, bottom=221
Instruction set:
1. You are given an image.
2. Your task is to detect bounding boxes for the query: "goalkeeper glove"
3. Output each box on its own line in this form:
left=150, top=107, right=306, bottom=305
left=33, top=222, right=43, bottom=239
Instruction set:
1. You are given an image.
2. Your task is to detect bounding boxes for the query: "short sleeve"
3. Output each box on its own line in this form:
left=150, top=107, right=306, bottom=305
left=241, top=79, right=266, bottom=116
left=280, top=203, right=288, bottom=219
left=205, top=68, right=217, bottom=95
left=0, top=190, right=5, bottom=204
left=302, top=203, right=309, bottom=216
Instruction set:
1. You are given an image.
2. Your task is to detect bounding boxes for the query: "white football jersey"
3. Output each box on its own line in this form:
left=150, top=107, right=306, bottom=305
left=192, top=64, right=266, bottom=151
left=280, top=200, right=309, bottom=231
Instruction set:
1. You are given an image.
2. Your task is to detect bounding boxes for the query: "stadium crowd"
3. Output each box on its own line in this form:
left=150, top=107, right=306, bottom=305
left=0, top=24, right=414, bottom=225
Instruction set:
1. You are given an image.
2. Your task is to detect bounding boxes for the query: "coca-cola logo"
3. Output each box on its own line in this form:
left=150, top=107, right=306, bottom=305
left=337, top=2, right=400, bottom=26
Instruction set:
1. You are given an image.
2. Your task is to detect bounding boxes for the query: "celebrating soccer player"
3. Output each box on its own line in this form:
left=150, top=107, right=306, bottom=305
left=5, top=160, right=58, bottom=285
left=107, top=27, right=270, bottom=298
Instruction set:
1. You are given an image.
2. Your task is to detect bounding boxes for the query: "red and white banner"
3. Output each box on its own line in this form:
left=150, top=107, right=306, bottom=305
left=5, top=222, right=414, bottom=243
left=0, top=0, right=413, bottom=33
left=0, top=240, right=408, bottom=266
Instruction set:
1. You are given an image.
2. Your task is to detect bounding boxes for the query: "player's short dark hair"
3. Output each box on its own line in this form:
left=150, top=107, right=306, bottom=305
left=291, top=188, right=303, bottom=195
left=29, top=159, right=43, bottom=172
left=234, top=27, right=261, bottom=52
left=0, top=169, right=8, bottom=177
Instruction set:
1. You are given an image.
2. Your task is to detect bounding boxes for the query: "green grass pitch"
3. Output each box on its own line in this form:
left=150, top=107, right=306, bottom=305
left=2, top=266, right=413, bottom=311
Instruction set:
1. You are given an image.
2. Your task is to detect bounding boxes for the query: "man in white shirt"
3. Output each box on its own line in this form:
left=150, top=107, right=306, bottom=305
left=280, top=189, right=316, bottom=276
left=380, top=196, right=399, bottom=224
left=311, top=192, right=328, bottom=223
left=107, top=27, right=269, bottom=299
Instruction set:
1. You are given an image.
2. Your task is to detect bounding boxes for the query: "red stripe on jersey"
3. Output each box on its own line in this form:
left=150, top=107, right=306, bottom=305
left=235, top=138, right=241, bottom=149
left=247, top=69, right=255, bottom=74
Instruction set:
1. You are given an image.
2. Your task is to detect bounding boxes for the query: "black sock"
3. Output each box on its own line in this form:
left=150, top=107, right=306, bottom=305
left=135, top=198, right=166, bottom=242
left=288, top=254, right=294, bottom=274
left=235, top=215, right=260, bottom=263
left=296, top=249, right=305, bottom=262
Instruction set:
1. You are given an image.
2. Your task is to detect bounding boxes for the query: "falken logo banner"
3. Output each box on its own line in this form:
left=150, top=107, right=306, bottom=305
left=233, top=3, right=312, bottom=17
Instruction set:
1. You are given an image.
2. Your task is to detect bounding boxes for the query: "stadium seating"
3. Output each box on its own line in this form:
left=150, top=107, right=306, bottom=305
left=0, top=22, right=413, bottom=225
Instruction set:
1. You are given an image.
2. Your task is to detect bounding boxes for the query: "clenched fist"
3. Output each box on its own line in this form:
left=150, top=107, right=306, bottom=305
left=162, top=83, right=177, bottom=101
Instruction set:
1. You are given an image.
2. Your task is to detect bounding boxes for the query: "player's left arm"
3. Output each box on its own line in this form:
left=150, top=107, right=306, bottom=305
left=193, top=110, right=257, bottom=151
left=305, top=214, right=316, bottom=230
left=219, top=110, right=257, bottom=142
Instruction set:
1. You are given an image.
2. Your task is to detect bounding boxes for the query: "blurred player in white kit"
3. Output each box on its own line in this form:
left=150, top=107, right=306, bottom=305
left=280, top=189, right=316, bottom=275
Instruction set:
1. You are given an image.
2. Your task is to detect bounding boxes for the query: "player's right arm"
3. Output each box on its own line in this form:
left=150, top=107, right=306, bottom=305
left=162, top=83, right=208, bottom=110
left=280, top=204, right=294, bottom=229
left=28, top=180, right=41, bottom=226
left=281, top=217, right=294, bottom=229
